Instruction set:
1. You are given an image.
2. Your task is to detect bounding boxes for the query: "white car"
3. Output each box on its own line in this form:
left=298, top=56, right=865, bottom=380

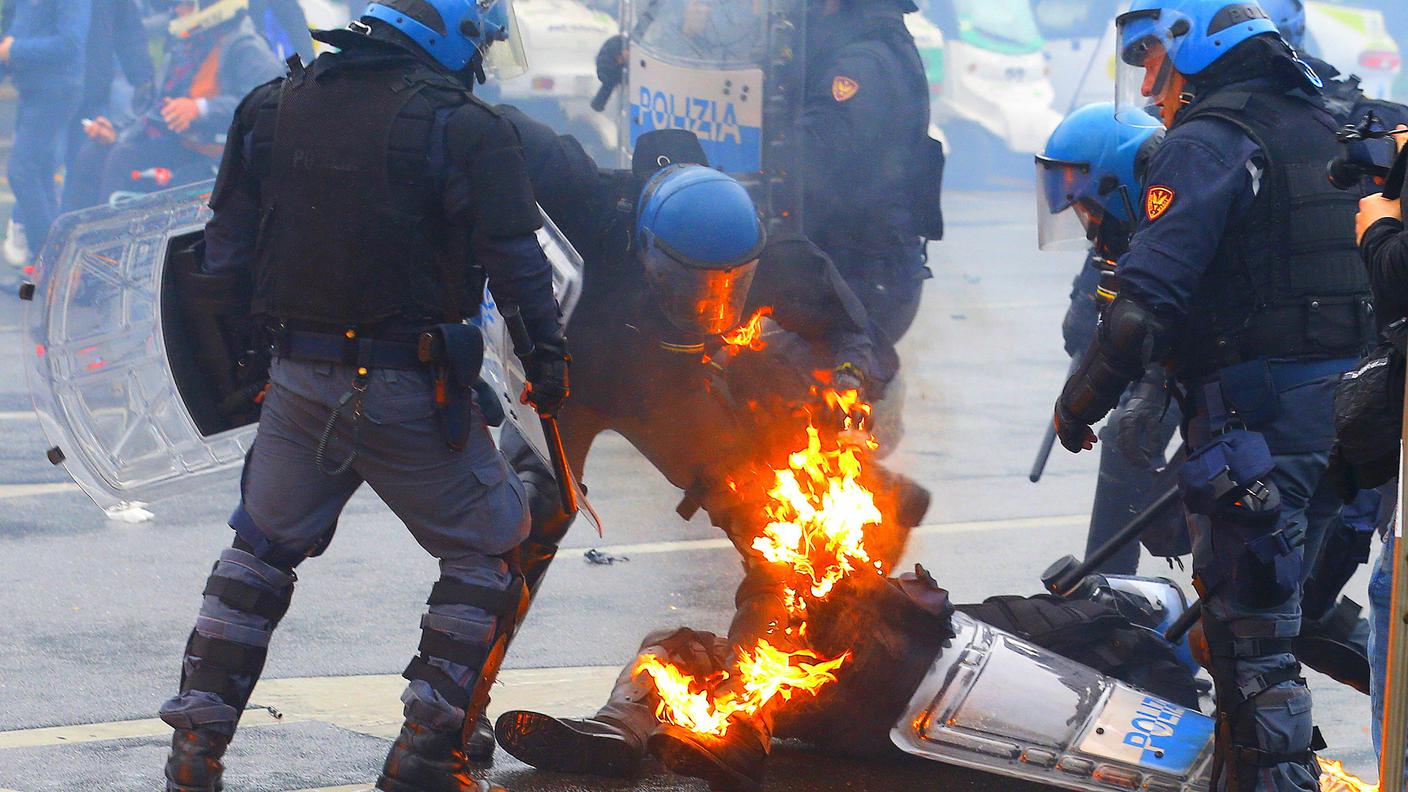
left=481, top=0, right=619, bottom=162
left=913, top=0, right=1063, bottom=183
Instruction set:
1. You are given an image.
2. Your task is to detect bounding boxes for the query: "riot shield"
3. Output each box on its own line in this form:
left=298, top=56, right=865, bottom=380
left=23, top=182, right=587, bottom=515
left=625, top=0, right=806, bottom=233
left=891, top=611, right=1214, bottom=792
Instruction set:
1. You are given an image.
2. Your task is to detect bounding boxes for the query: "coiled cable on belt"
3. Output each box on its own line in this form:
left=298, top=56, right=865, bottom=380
left=315, top=374, right=367, bottom=476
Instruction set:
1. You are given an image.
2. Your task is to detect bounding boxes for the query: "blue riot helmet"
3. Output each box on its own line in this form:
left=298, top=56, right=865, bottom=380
left=635, top=165, right=767, bottom=336
left=1037, top=103, right=1164, bottom=254
left=1258, top=0, right=1306, bottom=49
left=361, top=0, right=528, bottom=77
left=1115, top=0, right=1280, bottom=125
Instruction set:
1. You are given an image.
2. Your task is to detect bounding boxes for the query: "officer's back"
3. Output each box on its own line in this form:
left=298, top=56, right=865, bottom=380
left=159, top=5, right=564, bottom=791
left=233, top=23, right=545, bottom=339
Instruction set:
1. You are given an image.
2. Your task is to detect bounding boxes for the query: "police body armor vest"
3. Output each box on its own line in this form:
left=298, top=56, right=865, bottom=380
left=1173, top=88, right=1373, bottom=377
left=251, top=56, right=477, bottom=328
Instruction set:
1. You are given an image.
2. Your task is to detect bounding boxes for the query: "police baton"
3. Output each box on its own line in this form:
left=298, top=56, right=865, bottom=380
left=1163, top=598, right=1202, bottom=644
left=1031, top=354, right=1084, bottom=482
left=501, top=306, right=579, bottom=517
left=1041, top=484, right=1183, bottom=597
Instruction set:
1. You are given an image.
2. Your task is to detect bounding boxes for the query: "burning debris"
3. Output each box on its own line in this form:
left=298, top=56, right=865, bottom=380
left=633, top=389, right=887, bottom=738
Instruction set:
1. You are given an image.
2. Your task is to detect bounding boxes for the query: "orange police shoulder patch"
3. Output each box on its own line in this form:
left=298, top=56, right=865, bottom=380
left=1145, top=186, right=1176, bottom=221
left=831, top=76, right=860, bottom=102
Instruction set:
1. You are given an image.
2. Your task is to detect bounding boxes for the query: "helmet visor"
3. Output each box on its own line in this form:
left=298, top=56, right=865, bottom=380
left=643, top=248, right=759, bottom=335
left=480, top=0, right=528, bottom=80
left=1114, top=9, right=1181, bottom=127
left=1035, top=156, right=1097, bottom=251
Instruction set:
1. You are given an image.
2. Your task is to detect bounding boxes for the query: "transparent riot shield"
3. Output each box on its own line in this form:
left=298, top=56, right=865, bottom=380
left=21, top=183, right=242, bottom=510
left=892, top=611, right=1214, bottom=792
left=625, top=0, right=806, bottom=232
left=24, top=182, right=587, bottom=515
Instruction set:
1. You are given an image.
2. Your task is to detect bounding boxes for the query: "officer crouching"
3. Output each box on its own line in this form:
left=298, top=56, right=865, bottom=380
left=157, top=2, right=567, bottom=791
left=1055, top=1, right=1373, bottom=790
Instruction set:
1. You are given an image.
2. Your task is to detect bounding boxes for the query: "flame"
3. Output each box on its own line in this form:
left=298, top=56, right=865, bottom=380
left=1318, top=758, right=1377, bottom=792
left=720, top=306, right=773, bottom=352
left=638, top=398, right=886, bottom=737
left=635, top=640, right=850, bottom=737
left=752, top=424, right=879, bottom=601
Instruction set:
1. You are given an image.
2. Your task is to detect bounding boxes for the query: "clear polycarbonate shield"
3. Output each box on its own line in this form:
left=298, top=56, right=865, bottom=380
left=891, top=611, right=1215, bottom=792
left=636, top=0, right=768, bottom=66
left=471, top=206, right=601, bottom=533
left=1035, top=156, right=1097, bottom=251
left=25, top=183, right=589, bottom=517
left=641, top=247, right=758, bottom=334
left=481, top=0, right=530, bottom=80
left=1115, top=9, right=1182, bottom=127
left=21, top=182, right=249, bottom=511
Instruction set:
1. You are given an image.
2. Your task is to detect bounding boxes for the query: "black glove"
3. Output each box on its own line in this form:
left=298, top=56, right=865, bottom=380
left=1112, top=371, right=1169, bottom=469
left=1053, top=404, right=1097, bottom=453
left=523, top=340, right=571, bottom=417
left=595, top=34, right=627, bottom=86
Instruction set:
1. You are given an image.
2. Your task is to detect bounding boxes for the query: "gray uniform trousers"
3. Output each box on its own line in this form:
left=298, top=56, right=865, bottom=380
left=161, top=357, right=529, bottom=735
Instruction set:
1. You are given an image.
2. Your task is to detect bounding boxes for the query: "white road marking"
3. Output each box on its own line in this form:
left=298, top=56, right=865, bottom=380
left=0, top=666, right=620, bottom=750
left=0, top=481, right=79, bottom=500
left=581, top=513, right=1086, bottom=557
left=0, top=411, right=35, bottom=421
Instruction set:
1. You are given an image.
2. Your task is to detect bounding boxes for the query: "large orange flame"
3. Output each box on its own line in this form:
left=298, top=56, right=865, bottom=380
left=634, top=390, right=884, bottom=737
left=635, top=640, right=851, bottom=737
left=1318, top=758, right=1377, bottom=792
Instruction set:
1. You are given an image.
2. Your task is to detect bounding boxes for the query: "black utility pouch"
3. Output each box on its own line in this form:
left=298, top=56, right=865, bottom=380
left=1333, top=318, right=1408, bottom=491
left=419, top=323, right=485, bottom=451
left=909, top=136, right=946, bottom=241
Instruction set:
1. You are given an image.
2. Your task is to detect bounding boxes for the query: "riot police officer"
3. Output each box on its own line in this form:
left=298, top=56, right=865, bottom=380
left=1038, top=102, right=1179, bottom=575
left=481, top=115, right=926, bottom=790
left=801, top=0, right=942, bottom=341
left=1055, top=1, right=1373, bottom=789
left=157, top=3, right=567, bottom=791
left=592, top=0, right=941, bottom=342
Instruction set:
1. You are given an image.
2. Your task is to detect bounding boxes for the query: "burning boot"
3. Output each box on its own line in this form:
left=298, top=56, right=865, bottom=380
left=648, top=566, right=792, bottom=792
left=496, top=627, right=727, bottom=777
left=649, top=717, right=770, bottom=792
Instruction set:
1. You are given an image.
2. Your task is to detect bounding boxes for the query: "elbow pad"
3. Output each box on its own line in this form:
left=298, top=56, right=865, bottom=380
left=1059, top=295, right=1173, bottom=426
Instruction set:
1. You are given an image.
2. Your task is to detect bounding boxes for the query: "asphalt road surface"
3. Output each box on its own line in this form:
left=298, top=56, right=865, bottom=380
left=0, top=189, right=1382, bottom=791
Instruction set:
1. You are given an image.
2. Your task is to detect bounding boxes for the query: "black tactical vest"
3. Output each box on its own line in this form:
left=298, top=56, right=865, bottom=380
left=1172, top=88, right=1374, bottom=376
left=250, top=55, right=478, bottom=328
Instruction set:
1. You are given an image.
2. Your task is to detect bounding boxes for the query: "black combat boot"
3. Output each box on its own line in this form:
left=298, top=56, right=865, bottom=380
left=164, top=728, right=230, bottom=792
left=464, top=712, right=496, bottom=764
left=496, top=711, right=645, bottom=778
left=649, top=718, right=769, bottom=792
left=496, top=627, right=727, bottom=778
left=376, top=722, right=505, bottom=792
